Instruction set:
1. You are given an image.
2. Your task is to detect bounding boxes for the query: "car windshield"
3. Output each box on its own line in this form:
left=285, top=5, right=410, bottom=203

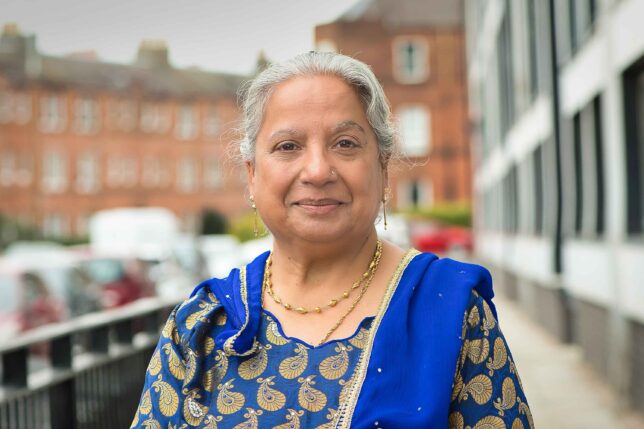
left=33, top=267, right=70, bottom=299
left=81, top=259, right=124, bottom=284
left=0, top=274, right=17, bottom=312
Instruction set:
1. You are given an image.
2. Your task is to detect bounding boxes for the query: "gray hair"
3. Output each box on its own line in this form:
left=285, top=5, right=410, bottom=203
left=238, top=51, right=395, bottom=163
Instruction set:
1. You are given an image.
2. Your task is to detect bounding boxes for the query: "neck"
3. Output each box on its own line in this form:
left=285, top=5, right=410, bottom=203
left=268, top=230, right=380, bottom=299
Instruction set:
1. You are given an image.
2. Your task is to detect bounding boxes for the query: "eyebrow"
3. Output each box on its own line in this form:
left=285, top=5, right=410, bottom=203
left=332, top=120, right=367, bottom=135
left=268, top=120, right=367, bottom=141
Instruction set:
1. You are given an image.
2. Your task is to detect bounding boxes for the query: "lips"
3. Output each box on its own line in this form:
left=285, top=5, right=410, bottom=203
left=293, top=198, right=344, bottom=214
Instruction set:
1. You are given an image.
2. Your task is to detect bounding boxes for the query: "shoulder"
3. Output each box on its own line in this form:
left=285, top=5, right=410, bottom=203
left=171, top=280, right=225, bottom=342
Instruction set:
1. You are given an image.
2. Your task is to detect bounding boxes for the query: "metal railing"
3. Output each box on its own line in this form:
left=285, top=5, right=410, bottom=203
left=0, top=297, right=180, bottom=429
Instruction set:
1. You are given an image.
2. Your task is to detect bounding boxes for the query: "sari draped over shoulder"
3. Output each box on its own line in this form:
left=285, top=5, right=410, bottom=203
left=188, top=250, right=497, bottom=428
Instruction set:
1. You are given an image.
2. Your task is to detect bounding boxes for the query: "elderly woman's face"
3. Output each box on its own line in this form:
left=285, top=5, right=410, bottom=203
left=247, top=75, right=386, bottom=245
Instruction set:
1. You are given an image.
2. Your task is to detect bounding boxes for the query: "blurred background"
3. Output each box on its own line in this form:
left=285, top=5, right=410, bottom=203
left=0, top=0, right=643, bottom=428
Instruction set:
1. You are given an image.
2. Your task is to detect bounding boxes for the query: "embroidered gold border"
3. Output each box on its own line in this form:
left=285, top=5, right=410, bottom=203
left=222, top=266, right=259, bottom=357
left=334, top=248, right=420, bottom=428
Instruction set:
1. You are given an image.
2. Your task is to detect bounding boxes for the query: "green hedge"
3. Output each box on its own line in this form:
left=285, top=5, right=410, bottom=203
left=401, top=203, right=472, bottom=227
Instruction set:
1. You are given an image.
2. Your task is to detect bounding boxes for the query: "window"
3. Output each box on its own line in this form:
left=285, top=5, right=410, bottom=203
left=175, top=105, right=198, bottom=140
left=204, top=158, right=223, bottom=190
left=572, top=96, right=605, bottom=237
left=142, top=156, right=162, bottom=188
left=74, top=98, right=100, bottom=134
left=177, top=157, right=197, bottom=193
left=140, top=103, right=161, bottom=133
left=533, top=145, right=544, bottom=235
left=76, top=213, right=90, bottom=236
left=42, top=151, right=68, bottom=193
left=393, top=38, right=429, bottom=84
left=39, top=95, right=67, bottom=133
left=497, top=4, right=515, bottom=137
left=502, top=166, right=519, bottom=234
left=0, top=149, right=14, bottom=186
left=397, top=179, right=433, bottom=209
left=203, top=108, right=220, bottom=138
left=76, top=152, right=100, bottom=194
left=397, top=106, right=431, bottom=157
left=13, top=92, right=31, bottom=125
left=624, top=58, right=644, bottom=235
left=107, top=156, right=137, bottom=188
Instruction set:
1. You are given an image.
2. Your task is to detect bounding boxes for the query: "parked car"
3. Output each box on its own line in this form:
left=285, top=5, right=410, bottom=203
left=70, top=248, right=156, bottom=309
left=0, top=260, right=66, bottom=343
left=412, top=225, right=473, bottom=255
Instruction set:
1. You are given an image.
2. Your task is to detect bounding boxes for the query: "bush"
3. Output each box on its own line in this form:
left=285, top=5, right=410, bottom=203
left=402, top=203, right=472, bottom=227
left=228, top=211, right=268, bottom=242
left=201, top=208, right=228, bottom=235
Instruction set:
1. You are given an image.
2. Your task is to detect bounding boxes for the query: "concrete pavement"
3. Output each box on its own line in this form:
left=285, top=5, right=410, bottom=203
left=496, top=296, right=644, bottom=429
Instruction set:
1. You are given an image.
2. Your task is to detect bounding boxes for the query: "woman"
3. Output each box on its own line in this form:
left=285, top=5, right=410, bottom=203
left=131, top=52, right=533, bottom=429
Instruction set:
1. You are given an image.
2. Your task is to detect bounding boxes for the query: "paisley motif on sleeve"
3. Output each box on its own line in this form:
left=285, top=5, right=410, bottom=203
left=449, top=291, right=533, bottom=428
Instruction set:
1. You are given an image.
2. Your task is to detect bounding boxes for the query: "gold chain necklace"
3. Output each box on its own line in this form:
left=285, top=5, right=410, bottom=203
left=261, top=239, right=383, bottom=346
left=263, top=240, right=382, bottom=314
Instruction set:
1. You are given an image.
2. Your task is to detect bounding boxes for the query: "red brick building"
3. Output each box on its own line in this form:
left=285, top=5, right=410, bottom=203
left=0, top=24, right=249, bottom=238
left=315, top=0, right=471, bottom=210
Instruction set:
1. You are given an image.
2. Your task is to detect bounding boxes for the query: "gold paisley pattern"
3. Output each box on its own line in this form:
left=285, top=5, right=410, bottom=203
left=486, top=337, right=508, bottom=376
left=273, top=409, right=304, bottom=429
left=139, top=389, right=152, bottom=415
left=217, top=379, right=246, bottom=415
left=147, top=349, right=162, bottom=376
left=232, top=408, right=263, bottom=429
left=493, top=377, right=517, bottom=415
left=467, top=338, right=490, bottom=365
left=278, top=344, right=308, bottom=379
left=131, top=274, right=532, bottom=428
left=257, top=376, right=286, bottom=411
left=182, top=388, right=209, bottom=426
left=458, top=374, right=493, bottom=405
left=238, top=344, right=270, bottom=380
left=162, top=343, right=185, bottom=381
left=151, top=376, right=179, bottom=417
left=203, top=349, right=229, bottom=392
left=473, top=415, right=505, bottom=429
left=297, top=375, right=328, bottom=412
left=266, top=320, right=289, bottom=346
left=449, top=293, right=532, bottom=429
left=448, top=411, right=464, bottom=429
left=348, top=327, right=369, bottom=349
left=319, top=344, right=351, bottom=380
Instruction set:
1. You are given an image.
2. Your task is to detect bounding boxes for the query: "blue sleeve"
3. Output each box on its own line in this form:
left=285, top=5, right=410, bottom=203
left=448, top=291, right=535, bottom=429
left=130, top=305, right=188, bottom=428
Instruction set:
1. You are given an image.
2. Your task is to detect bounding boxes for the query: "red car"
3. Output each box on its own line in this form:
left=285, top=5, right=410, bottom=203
left=0, top=260, right=66, bottom=343
left=412, top=226, right=473, bottom=255
left=71, top=249, right=156, bottom=309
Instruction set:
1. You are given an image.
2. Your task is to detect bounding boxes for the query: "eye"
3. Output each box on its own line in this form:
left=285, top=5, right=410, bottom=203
left=335, top=139, right=358, bottom=149
left=275, top=141, right=299, bottom=152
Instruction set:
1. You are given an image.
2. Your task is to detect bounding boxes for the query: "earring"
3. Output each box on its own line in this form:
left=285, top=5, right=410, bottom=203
left=250, top=195, right=258, bottom=238
left=383, top=187, right=391, bottom=231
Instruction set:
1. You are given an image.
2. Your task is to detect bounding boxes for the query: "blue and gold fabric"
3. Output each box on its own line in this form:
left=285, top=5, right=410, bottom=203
left=131, top=250, right=534, bottom=428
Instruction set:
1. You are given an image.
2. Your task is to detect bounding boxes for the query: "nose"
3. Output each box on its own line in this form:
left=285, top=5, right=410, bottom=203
left=300, top=145, right=336, bottom=186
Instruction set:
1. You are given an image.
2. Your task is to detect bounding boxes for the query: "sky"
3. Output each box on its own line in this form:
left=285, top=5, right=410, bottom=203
left=4, top=0, right=363, bottom=75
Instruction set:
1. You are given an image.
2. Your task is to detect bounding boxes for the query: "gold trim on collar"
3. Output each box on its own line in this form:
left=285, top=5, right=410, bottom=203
left=334, top=248, right=420, bottom=428
left=222, top=266, right=260, bottom=357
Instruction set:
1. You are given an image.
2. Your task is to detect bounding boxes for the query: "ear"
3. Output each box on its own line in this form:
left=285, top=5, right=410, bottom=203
left=245, top=160, right=255, bottom=196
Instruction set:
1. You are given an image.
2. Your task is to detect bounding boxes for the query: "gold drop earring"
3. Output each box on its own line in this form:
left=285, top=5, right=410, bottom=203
left=250, top=195, right=258, bottom=238
left=383, top=187, right=391, bottom=231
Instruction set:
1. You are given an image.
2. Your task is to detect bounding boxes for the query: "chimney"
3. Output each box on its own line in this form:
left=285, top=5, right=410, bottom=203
left=0, top=23, right=40, bottom=76
left=136, top=39, right=170, bottom=69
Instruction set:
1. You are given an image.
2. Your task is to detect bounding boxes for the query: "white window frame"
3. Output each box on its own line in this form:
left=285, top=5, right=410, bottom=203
left=392, top=37, right=430, bottom=84
left=397, top=105, right=431, bottom=157
left=75, top=152, right=100, bottom=194
left=39, top=95, right=67, bottom=133
left=175, top=104, right=198, bottom=140
left=74, top=97, right=100, bottom=135
left=177, top=157, right=197, bottom=193
left=41, top=150, right=68, bottom=193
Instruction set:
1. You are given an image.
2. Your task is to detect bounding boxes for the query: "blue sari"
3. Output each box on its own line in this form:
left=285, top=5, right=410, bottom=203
left=131, top=250, right=533, bottom=428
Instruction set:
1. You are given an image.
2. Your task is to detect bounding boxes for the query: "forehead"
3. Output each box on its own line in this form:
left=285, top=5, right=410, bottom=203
left=259, top=75, right=369, bottom=130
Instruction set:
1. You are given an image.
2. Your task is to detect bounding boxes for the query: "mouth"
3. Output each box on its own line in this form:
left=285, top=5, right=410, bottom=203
left=293, top=198, right=344, bottom=214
